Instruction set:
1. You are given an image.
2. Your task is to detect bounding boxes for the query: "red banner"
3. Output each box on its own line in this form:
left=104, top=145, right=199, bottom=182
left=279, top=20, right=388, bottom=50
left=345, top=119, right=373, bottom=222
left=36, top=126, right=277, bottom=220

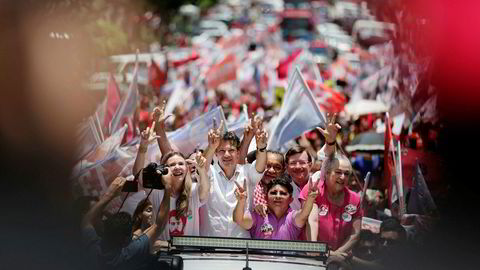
left=205, top=54, right=237, bottom=89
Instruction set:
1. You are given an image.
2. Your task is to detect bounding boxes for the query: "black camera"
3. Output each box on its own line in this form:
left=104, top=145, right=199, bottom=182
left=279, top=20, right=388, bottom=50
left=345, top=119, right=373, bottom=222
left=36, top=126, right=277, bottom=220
left=142, top=162, right=169, bottom=190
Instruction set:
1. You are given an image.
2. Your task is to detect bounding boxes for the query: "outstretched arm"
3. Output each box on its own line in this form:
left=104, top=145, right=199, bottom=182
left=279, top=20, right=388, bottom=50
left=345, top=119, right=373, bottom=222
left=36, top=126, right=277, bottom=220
left=306, top=203, right=319, bottom=241
left=194, top=151, right=210, bottom=204
left=81, top=177, right=126, bottom=229
left=203, top=119, right=224, bottom=172
left=145, top=172, right=172, bottom=247
left=237, top=116, right=257, bottom=164
left=232, top=179, right=253, bottom=230
left=254, top=126, right=268, bottom=173
left=295, top=178, right=318, bottom=228
left=334, top=218, right=361, bottom=253
left=132, top=122, right=159, bottom=176
left=153, top=100, right=174, bottom=156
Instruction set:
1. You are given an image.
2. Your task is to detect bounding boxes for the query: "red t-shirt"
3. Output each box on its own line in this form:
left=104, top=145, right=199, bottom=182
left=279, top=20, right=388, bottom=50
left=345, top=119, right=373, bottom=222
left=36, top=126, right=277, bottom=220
left=299, top=180, right=362, bottom=250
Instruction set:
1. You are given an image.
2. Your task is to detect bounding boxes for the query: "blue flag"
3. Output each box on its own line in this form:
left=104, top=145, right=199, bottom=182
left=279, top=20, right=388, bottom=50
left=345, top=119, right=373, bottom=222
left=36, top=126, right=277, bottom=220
left=407, top=162, right=437, bottom=215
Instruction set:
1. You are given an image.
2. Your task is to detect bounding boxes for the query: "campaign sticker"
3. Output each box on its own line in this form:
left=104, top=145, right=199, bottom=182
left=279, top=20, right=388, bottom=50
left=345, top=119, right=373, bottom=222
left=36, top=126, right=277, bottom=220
left=345, top=204, right=357, bottom=215
left=319, top=204, right=329, bottom=216
left=342, top=212, right=352, bottom=222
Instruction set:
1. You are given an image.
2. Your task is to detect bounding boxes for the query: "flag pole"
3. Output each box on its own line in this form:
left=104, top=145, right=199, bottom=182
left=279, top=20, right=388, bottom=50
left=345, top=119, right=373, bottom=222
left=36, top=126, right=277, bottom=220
left=396, top=141, right=406, bottom=217
left=94, top=110, right=105, bottom=142
left=360, top=171, right=371, bottom=208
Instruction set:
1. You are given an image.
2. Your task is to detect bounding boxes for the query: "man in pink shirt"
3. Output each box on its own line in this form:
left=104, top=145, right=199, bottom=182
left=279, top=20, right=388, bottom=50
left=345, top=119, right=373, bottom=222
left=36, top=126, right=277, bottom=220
left=300, top=152, right=363, bottom=256
left=233, top=175, right=318, bottom=240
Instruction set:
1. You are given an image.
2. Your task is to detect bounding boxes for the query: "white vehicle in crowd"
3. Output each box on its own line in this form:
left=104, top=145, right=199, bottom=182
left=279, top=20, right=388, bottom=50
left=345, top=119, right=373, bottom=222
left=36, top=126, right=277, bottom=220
left=154, top=236, right=328, bottom=270
left=86, top=53, right=166, bottom=92
left=352, top=20, right=396, bottom=47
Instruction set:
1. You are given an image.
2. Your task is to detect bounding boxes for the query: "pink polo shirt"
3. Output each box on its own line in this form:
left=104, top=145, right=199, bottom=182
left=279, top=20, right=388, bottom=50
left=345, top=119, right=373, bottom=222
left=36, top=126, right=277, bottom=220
left=299, top=180, right=362, bottom=250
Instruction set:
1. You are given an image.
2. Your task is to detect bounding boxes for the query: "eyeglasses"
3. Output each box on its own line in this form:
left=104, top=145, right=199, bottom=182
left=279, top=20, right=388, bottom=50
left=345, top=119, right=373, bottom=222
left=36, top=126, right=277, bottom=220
left=334, top=170, right=351, bottom=177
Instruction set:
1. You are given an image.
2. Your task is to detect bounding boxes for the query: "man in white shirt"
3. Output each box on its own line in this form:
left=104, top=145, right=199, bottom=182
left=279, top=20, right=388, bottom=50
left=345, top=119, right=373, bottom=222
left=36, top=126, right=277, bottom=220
left=200, top=127, right=268, bottom=238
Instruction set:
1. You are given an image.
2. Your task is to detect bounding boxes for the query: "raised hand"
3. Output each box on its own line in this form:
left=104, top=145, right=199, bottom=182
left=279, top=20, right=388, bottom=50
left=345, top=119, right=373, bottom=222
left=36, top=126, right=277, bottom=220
left=234, top=178, right=248, bottom=201
left=106, top=177, right=127, bottom=197
left=140, top=121, right=159, bottom=146
left=316, top=112, right=341, bottom=144
left=152, top=100, right=172, bottom=130
left=244, top=118, right=255, bottom=138
left=252, top=114, right=263, bottom=131
left=255, top=128, right=268, bottom=149
left=207, top=118, right=224, bottom=150
left=194, top=150, right=207, bottom=173
left=307, top=177, right=319, bottom=200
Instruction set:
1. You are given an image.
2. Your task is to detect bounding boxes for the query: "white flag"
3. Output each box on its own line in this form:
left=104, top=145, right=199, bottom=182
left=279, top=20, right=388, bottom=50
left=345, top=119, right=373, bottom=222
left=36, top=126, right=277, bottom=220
left=227, top=107, right=249, bottom=140
left=267, top=66, right=326, bottom=151
left=166, top=106, right=228, bottom=155
left=75, top=117, right=102, bottom=160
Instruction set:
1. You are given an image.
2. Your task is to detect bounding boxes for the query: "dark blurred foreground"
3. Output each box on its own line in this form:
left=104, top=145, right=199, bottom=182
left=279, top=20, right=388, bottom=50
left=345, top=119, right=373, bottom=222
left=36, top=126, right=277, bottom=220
left=1, top=1, right=480, bottom=269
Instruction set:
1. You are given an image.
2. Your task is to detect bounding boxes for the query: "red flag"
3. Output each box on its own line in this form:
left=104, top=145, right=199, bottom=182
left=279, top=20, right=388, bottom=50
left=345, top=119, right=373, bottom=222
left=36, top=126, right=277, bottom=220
left=104, top=73, right=121, bottom=135
left=384, top=112, right=398, bottom=210
left=148, top=59, right=167, bottom=89
left=306, top=79, right=346, bottom=113
left=276, top=49, right=303, bottom=79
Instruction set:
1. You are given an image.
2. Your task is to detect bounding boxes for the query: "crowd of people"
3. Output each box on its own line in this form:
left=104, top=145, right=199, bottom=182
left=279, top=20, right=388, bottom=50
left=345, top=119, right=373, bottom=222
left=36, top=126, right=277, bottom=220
left=71, top=1, right=446, bottom=270
left=76, top=99, right=430, bottom=270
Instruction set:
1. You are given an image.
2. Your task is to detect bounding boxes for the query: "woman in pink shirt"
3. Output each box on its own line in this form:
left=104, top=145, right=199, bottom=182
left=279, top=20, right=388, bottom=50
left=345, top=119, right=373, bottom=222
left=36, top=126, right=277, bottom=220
left=300, top=152, right=362, bottom=257
left=233, top=175, right=318, bottom=240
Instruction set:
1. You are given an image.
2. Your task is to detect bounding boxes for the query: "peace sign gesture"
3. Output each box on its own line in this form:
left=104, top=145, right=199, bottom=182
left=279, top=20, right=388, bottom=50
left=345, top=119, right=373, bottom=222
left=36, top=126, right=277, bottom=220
left=234, top=178, right=248, bottom=202
left=208, top=118, right=224, bottom=150
left=140, top=121, right=160, bottom=146
left=255, top=128, right=268, bottom=149
left=152, top=100, right=172, bottom=130
left=307, top=177, right=319, bottom=200
left=244, top=113, right=263, bottom=138
left=316, top=112, right=341, bottom=145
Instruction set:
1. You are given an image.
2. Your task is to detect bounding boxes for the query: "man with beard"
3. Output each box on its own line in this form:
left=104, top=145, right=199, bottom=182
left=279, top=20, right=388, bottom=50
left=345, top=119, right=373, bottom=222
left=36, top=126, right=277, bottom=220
left=168, top=211, right=187, bottom=236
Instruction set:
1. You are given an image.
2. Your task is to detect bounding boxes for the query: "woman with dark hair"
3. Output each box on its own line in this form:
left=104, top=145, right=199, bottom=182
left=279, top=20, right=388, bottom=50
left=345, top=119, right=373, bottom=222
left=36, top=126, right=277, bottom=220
left=131, top=198, right=154, bottom=239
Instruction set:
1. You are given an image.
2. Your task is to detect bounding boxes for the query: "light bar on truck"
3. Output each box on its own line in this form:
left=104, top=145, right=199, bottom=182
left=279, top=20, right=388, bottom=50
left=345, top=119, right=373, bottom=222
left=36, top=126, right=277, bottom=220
left=171, top=236, right=328, bottom=253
